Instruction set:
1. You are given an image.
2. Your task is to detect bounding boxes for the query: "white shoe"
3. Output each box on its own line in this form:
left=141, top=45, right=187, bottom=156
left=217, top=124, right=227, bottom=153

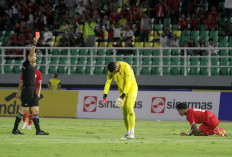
left=127, top=134, right=134, bottom=139
left=121, top=134, right=134, bottom=139
left=21, top=122, right=27, bottom=129
left=27, top=125, right=31, bottom=129
left=121, top=134, right=129, bottom=140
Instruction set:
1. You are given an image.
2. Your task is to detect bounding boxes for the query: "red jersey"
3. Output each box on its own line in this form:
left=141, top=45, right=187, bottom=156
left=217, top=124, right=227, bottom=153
left=20, top=69, right=42, bottom=91
left=186, top=108, right=215, bottom=125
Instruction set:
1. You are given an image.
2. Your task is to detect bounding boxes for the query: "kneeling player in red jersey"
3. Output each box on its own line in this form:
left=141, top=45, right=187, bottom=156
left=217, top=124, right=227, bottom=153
left=176, top=103, right=228, bottom=136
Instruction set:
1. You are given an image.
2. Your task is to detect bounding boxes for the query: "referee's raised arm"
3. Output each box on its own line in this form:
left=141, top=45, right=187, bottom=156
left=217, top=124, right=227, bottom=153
left=28, top=37, right=38, bottom=61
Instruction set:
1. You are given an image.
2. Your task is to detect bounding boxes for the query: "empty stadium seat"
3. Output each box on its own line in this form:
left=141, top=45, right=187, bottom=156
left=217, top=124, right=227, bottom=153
left=95, top=57, right=105, bottom=65
left=70, top=66, right=77, bottom=74
left=142, top=56, right=152, bottom=65
left=163, top=49, right=171, bottom=56
left=79, top=49, right=89, bottom=56
left=162, top=67, right=170, bottom=75
left=151, top=67, right=160, bottom=75
left=77, top=66, right=86, bottom=74
left=189, top=67, right=200, bottom=75
left=124, top=57, right=133, bottom=65
left=105, top=56, right=114, bottom=64
left=152, top=57, right=160, bottom=65
left=153, top=49, right=160, bottom=56
left=39, top=66, right=46, bottom=74
left=170, top=67, right=181, bottom=75
left=4, top=65, right=13, bottom=73
left=190, top=31, right=199, bottom=38
left=51, top=49, right=60, bottom=55
left=143, top=49, right=153, bottom=56
left=85, top=66, right=91, bottom=74
left=58, top=66, right=67, bottom=74
left=71, top=49, right=79, bottom=55
left=48, top=66, right=58, bottom=74
left=211, top=68, right=219, bottom=76
left=199, top=68, right=209, bottom=75
left=97, top=49, right=106, bottom=56
left=94, top=67, right=104, bottom=75
left=140, top=67, right=151, bottom=75
left=181, top=31, right=190, bottom=37
left=13, top=65, right=22, bottom=73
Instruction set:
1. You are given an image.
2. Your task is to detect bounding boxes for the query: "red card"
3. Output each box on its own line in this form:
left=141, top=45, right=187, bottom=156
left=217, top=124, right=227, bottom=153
left=35, top=32, right=40, bottom=38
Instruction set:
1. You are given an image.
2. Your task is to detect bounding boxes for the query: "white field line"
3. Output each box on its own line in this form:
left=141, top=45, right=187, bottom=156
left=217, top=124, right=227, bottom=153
left=5, top=138, right=232, bottom=145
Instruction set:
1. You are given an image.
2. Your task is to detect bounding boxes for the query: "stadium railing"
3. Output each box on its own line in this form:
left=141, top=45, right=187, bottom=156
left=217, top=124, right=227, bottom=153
left=0, top=47, right=232, bottom=76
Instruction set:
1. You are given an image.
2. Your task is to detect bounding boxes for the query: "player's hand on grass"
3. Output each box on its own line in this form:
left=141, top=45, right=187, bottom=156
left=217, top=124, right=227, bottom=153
left=115, top=97, right=123, bottom=107
left=180, top=132, right=187, bottom=136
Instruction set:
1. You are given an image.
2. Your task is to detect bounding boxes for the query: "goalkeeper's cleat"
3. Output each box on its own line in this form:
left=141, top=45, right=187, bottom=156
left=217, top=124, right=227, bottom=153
left=121, top=133, right=130, bottom=140
left=220, top=128, right=228, bottom=136
left=121, top=133, right=134, bottom=139
left=12, top=129, right=24, bottom=135
left=36, top=130, right=49, bottom=135
left=27, top=125, right=31, bottom=130
left=21, top=122, right=27, bottom=129
left=214, top=128, right=224, bottom=136
left=127, top=134, right=134, bottom=139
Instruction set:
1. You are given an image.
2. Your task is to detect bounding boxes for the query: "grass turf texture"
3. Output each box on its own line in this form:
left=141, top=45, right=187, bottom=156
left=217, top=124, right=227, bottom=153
left=0, top=117, right=232, bottom=157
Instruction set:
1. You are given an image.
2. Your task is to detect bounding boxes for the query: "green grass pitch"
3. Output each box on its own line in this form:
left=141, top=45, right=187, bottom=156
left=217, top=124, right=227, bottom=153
left=0, top=117, right=232, bottom=157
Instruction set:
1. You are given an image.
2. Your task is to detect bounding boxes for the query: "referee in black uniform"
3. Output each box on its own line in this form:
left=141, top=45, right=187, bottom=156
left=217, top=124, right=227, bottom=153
left=12, top=37, right=49, bottom=135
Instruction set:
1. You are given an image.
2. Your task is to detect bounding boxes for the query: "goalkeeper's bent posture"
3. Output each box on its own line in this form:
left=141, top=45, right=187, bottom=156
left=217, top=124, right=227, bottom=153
left=102, top=61, right=138, bottom=139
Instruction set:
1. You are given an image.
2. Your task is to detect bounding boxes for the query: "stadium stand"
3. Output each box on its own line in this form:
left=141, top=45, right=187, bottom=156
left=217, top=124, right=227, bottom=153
left=0, top=0, right=231, bottom=78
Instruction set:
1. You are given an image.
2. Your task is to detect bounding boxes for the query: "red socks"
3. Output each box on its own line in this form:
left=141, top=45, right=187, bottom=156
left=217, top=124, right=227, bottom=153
left=23, top=112, right=33, bottom=125
left=28, top=112, right=33, bottom=125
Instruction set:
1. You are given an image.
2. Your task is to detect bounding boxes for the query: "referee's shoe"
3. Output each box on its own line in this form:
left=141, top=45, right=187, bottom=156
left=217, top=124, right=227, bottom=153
left=36, top=130, right=49, bottom=135
left=12, top=129, right=24, bottom=135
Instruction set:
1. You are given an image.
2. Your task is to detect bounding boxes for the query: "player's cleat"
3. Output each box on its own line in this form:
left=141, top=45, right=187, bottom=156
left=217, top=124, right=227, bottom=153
left=220, top=128, right=229, bottom=136
left=127, top=134, right=134, bottom=139
left=121, top=133, right=134, bottom=139
left=27, top=125, right=31, bottom=130
left=21, top=122, right=27, bottom=129
left=121, top=133, right=129, bottom=140
left=12, top=129, right=24, bottom=135
left=36, top=130, right=49, bottom=135
left=214, top=128, right=224, bottom=136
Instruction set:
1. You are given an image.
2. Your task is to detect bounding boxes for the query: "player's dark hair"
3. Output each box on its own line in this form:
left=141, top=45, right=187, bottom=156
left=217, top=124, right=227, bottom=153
left=108, top=62, right=116, bottom=72
left=176, top=103, right=187, bottom=110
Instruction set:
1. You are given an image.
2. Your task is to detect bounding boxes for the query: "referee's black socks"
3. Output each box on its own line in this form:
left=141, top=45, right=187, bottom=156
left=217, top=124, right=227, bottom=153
left=13, top=113, right=23, bottom=131
left=32, top=114, right=41, bottom=132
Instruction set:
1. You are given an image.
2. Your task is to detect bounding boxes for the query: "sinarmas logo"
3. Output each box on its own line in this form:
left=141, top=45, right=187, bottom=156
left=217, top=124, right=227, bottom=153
left=0, top=92, right=44, bottom=115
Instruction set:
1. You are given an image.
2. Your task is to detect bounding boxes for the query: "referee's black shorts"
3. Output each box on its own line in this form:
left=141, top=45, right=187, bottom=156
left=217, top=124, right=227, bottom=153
left=21, top=86, right=39, bottom=107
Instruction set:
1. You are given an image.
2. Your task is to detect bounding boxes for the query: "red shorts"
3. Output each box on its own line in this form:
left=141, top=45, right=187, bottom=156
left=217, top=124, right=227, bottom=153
left=199, top=114, right=219, bottom=135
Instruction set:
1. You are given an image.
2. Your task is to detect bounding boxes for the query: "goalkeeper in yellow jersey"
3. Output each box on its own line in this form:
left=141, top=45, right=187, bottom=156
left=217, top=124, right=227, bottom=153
left=102, top=61, right=138, bottom=139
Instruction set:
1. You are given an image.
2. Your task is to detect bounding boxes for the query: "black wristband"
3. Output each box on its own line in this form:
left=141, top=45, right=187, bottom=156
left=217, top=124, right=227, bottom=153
left=103, top=94, right=107, bottom=99
left=33, top=44, right=37, bottom=46
left=120, top=93, right=126, bottom=99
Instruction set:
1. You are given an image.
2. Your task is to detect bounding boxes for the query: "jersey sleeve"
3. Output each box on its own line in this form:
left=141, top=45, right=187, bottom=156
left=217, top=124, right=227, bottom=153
left=37, top=70, right=42, bottom=81
left=122, top=63, right=132, bottom=94
left=186, top=109, right=195, bottom=124
left=20, top=72, right=23, bottom=81
left=103, top=72, right=113, bottom=95
left=23, top=59, right=30, bottom=68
